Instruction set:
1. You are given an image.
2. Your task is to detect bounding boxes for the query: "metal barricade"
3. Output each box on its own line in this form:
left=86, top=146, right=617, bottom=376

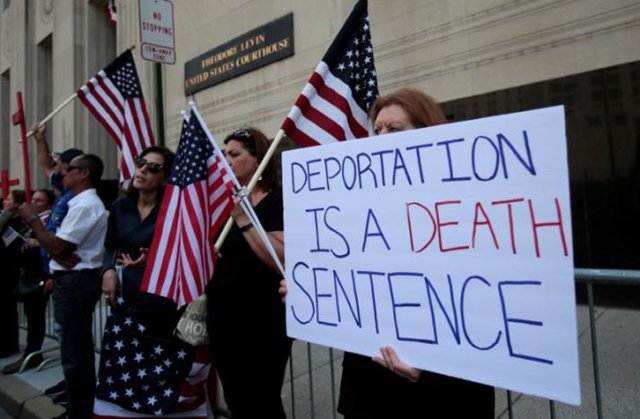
left=18, top=268, right=639, bottom=418
left=16, top=289, right=110, bottom=373
left=277, top=268, right=640, bottom=419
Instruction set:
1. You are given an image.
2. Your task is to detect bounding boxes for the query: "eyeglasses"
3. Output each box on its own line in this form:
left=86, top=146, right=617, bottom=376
left=135, top=157, right=164, bottom=173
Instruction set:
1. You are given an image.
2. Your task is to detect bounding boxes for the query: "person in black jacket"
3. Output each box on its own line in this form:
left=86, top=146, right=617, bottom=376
left=0, top=190, right=26, bottom=358
left=3, top=189, right=55, bottom=374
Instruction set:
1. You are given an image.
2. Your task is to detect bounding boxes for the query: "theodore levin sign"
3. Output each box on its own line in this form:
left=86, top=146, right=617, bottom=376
left=184, top=13, right=294, bottom=95
left=282, top=106, right=580, bottom=405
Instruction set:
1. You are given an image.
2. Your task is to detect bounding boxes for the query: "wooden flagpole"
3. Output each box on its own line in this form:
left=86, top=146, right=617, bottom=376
left=24, top=45, right=137, bottom=138
left=189, top=103, right=285, bottom=275
left=24, top=93, right=77, bottom=139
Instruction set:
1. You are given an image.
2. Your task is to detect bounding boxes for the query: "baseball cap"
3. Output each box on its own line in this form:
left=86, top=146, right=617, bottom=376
left=58, top=148, right=84, bottom=164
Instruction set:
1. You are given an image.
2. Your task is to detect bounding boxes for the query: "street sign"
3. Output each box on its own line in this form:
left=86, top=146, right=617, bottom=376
left=138, top=0, right=176, bottom=64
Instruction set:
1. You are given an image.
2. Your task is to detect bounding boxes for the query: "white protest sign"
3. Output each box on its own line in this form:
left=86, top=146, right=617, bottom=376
left=282, top=106, right=580, bottom=405
left=138, top=0, right=176, bottom=64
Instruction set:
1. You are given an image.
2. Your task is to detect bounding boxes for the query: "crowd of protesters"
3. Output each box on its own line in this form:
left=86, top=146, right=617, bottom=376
left=0, top=88, right=497, bottom=419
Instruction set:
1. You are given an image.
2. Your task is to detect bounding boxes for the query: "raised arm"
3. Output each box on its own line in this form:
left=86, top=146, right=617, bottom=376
left=31, top=123, right=56, bottom=178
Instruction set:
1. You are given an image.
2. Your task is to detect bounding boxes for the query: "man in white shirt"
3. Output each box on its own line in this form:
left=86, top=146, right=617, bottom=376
left=19, top=153, right=107, bottom=419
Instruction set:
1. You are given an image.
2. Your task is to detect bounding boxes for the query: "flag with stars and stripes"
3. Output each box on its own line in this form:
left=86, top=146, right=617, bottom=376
left=78, top=49, right=155, bottom=183
left=94, top=303, right=199, bottom=417
left=281, top=0, right=378, bottom=147
left=141, top=112, right=234, bottom=306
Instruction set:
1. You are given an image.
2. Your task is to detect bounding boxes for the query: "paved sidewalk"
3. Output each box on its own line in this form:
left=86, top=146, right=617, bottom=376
left=1, top=303, right=639, bottom=418
left=0, top=337, right=65, bottom=419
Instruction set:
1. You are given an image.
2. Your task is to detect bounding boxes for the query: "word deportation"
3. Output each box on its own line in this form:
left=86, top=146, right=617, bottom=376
left=290, top=131, right=536, bottom=192
left=290, top=262, right=554, bottom=365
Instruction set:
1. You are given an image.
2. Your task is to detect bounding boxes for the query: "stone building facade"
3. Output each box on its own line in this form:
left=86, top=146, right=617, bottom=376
left=1, top=0, right=639, bottom=266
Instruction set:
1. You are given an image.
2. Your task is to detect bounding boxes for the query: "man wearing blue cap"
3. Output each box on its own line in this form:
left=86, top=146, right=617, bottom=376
left=32, top=123, right=83, bottom=234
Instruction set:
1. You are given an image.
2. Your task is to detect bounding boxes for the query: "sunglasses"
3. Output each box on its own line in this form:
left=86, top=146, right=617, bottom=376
left=135, top=157, right=165, bottom=173
left=229, top=128, right=256, bottom=155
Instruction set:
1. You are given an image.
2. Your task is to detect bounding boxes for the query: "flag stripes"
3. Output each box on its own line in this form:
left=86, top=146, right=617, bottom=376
left=281, top=0, right=377, bottom=147
left=77, top=50, right=155, bottom=183
left=142, top=116, right=234, bottom=307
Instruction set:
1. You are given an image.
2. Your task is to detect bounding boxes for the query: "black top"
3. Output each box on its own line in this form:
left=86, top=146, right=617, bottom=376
left=338, top=352, right=495, bottom=418
left=206, top=189, right=286, bottom=343
left=103, top=194, right=160, bottom=275
left=103, top=194, right=176, bottom=337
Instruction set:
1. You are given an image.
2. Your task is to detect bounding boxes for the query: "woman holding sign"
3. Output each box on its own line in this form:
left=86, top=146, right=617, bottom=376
left=337, top=88, right=495, bottom=418
left=205, top=128, right=291, bottom=419
left=281, top=88, right=495, bottom=418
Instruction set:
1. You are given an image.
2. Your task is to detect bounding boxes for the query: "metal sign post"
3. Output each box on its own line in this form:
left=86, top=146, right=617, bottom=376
left=139, top=0, right=175, bottom=146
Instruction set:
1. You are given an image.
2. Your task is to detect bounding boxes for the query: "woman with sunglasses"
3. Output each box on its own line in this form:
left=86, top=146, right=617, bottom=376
left=97, top=145, right=224, bottom=417
left=205, top=127, right=291, bottom=419
left=101, top=146, right=175, bottom=324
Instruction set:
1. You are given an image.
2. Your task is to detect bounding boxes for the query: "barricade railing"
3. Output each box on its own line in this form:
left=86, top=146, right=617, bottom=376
left=16, top=291, right=111, bottom=373
left=18, top=268, right=640, bottom=418
left=278, top=268, right=640, bottom=419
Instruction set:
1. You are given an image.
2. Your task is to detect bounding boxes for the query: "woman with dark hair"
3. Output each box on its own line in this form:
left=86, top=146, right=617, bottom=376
left=95, top=145, right=221, bottom=417
left=101, top=146, right=176, bottom=330
left=0, top=189, right=27, bottom=358
left=336, top=88, right=495, bottom=418
left=206, top=127, right=291, bottom=418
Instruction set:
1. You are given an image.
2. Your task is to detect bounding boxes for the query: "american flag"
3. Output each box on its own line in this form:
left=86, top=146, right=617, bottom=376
left=141, top=112, right=234, bottom=306
left=281, top=0, right=378, bottom=147
left=77, top=49, right=155, bottom=183
left=94, top=301, right=216, bottom=418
